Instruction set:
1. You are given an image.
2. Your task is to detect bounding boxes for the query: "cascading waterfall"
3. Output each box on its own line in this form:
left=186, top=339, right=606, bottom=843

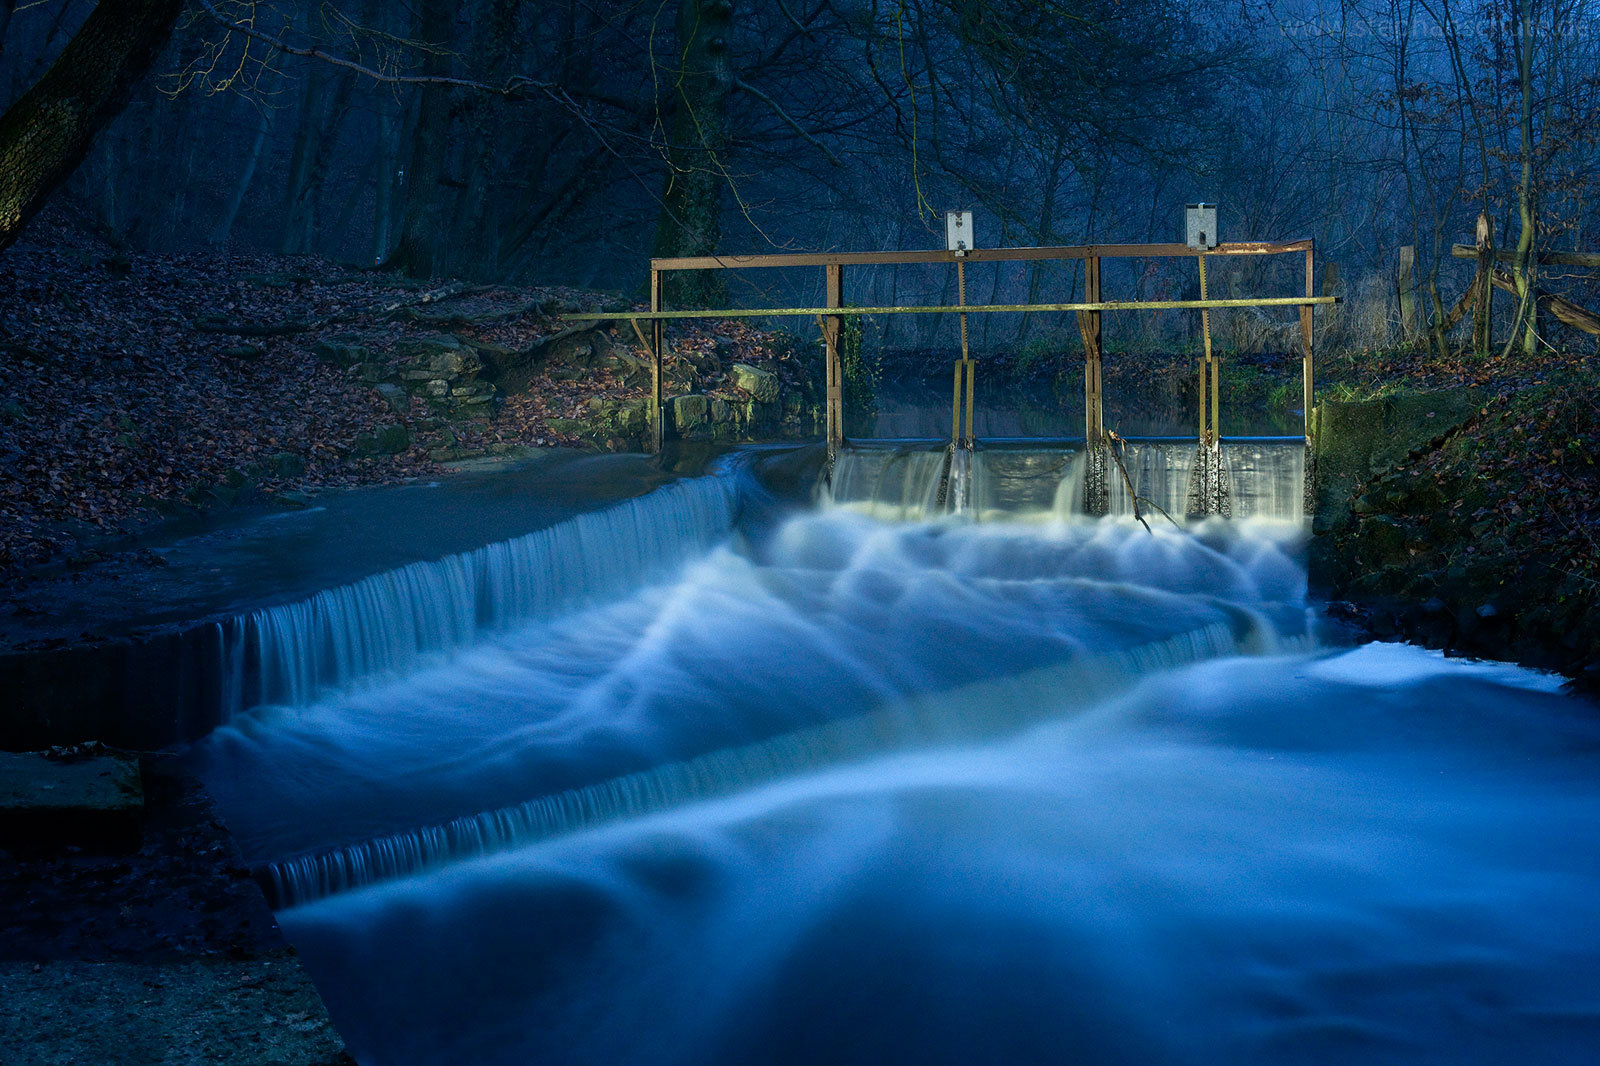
left=259, top=621, right=1256, bottom=909
left=827, top=440, right=1306, bottom=523
left=188, top=446, right=1600, bottom=1066
left=821, top=444, right=952, bottom=520
left=219, top=467, right=745, bottom=714
left=1221, top=438, right=1308, bottom=521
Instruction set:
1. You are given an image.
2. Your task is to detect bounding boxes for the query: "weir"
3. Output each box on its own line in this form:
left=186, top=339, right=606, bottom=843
left=176, top=450, right=1600, bottom=1066
left=823, top=439, right=1309, bottom=524
left=564, top=233, right=1334, bottom=519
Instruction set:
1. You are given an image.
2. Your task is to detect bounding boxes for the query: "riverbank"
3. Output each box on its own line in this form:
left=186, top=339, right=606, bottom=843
left=0, top=206, right=815, bottom=582
left=1309, top=374, right=1600, bottom=692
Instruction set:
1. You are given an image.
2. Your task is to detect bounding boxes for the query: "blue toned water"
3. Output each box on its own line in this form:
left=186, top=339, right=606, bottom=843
left=191, top=453, right=1600, bottom=1065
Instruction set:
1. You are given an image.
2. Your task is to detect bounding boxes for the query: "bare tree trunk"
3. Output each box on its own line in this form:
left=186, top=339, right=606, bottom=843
left=386, top=0, right=453, bottom=277
left=0, top=0, right=185, bottom=254
left=0, top=0, right=16, bottom=62
left=1510, top=0, right=1538, bottom=355
left=650, top=0, right=734, bottom=307
left=371, top=90, right=401, bottom=266
left=210, top=83, right=279, bottom=246
left=281, top=63, right=354, bottom=255
left=451, top=0, right=520, bottom=279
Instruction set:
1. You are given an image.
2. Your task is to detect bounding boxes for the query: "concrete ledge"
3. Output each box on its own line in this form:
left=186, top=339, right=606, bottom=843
left=0, top=756, right=349, bottom=1063
left=0, top=751, right=143, bottom=852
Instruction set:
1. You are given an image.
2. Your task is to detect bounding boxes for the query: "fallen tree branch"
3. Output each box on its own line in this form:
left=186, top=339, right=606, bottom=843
left=192, top=315, right=311, bottom=336
left=1104, top=431, right=1151, bottom=534
left=1486, top=267, right=1600, bottom=336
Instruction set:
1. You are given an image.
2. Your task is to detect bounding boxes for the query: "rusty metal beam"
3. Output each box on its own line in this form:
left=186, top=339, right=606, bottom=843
left=649, top=269, right=664, bottom=453
left=649, top=240, right=1314, bottom=272
left=567, top=296, right=1339, bottom=324
left=1079, top=256, right=1103, bottom=443
left=1302, top=246, right=1315, bottom=443
left=824, top=263, right=844, bottom=456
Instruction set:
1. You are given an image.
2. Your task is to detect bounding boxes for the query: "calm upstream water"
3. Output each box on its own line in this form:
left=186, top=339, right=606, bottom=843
left=191, top=450, right=1600, bottom=1065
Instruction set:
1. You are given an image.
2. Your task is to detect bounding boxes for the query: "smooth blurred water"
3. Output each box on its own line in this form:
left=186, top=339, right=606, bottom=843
left=191, top=462, right=1600, bottom=1066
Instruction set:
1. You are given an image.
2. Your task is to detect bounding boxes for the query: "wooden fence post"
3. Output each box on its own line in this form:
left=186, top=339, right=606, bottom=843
left=1398, top=245, right=1420, bottom=341
left=1473, top=212, right=1493, bottom=357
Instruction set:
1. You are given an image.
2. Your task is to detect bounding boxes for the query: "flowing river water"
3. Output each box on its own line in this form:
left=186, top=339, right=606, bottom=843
left=189, top=447, right=1600, bottom=1065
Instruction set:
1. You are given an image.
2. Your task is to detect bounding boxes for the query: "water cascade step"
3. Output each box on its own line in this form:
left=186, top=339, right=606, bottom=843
left=259, top=621, right=1258, bottom=908
left=825, top=440, right=1308, bottom=522
left=220, top=470, right=746, bottom=715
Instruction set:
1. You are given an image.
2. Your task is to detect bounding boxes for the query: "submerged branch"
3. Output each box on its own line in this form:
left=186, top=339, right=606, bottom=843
left=1105, top=431, right=1151, bottom=534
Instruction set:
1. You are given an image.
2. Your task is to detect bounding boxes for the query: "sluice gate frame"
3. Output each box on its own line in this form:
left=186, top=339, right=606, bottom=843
left=564, top=240, right=1335, bottom=516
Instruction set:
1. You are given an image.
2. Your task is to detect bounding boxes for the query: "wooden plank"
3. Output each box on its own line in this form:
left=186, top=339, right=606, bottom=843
left=1452, top=243, right=1600, bottom=267
left=563, top=296, right=1340, bottom=323
left=650, top=240, right=1314, bottom=272
left=1398, top=246, right=1419, bottom=339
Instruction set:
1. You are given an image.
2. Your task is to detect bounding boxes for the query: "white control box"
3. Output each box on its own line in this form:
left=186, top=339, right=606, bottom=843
left=1186, top=203, right=1218, bottom=250
left=946, top=210, right=974, bottom=255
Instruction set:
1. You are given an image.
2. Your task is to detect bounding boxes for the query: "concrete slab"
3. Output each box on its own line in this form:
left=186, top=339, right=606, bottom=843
left=0, top=752, right=143, bottom=852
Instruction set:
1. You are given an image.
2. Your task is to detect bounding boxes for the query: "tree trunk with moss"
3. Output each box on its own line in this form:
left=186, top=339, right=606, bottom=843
left=651, top=0, right=733, bottom=309
left=0, top=0, right=184, bottom=254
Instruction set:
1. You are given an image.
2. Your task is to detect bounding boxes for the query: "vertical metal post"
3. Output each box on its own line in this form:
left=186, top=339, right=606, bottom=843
left=1199, top=254, right=1216, bottom=444
left=825, top=263, right=845, bottom=457
left=1302, top=246, right=1315, bottom=443
left=1080, top=256, right=1103, bottom=443
left=650, top=268, right=664, bottom=453
left=957, top=260, right=975, bottom=449
left=951, top=361, right=963, bottom=445
left=1077, top=255, right=1107, bottom=516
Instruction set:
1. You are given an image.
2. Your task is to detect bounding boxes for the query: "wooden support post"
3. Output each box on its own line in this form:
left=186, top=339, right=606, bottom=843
left=824, top=263, right=845, bottom=456
left=1302, top=246, right=1315, bottom=443
left=650, top=269, right=665, bottom=453
left=1473, top=211, right=1493, bottom=358
left=1398, top=245, right=1419, bottom=341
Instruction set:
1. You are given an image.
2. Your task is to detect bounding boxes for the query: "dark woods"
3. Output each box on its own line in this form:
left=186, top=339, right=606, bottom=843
left=3, top=0, right=1600, bottom=351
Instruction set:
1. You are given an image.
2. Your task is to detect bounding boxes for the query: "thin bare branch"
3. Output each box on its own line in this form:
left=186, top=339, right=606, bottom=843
left=733, top=76, right=843, bottom=166
left=193, top=0, right=548, bottom=97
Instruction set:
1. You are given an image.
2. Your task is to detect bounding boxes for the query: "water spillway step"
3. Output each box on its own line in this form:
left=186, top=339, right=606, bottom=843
left=225, top=472, right=745, bottom=714
left=258, top=622, right=1256, bottom=909
left=825, top=440, right=1307, bottom=522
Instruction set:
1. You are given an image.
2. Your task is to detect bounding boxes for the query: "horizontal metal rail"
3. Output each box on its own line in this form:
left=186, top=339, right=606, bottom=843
left=564, top=295, right=1339, bottom=323
left=651, top=240, right=1313, bottom=271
